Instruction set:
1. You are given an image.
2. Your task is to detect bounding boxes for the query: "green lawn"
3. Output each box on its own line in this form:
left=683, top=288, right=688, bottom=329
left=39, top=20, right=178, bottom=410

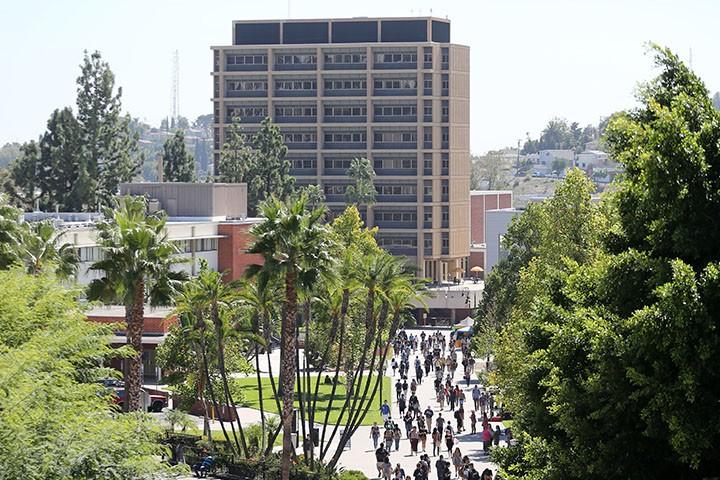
left=236, top=374, right=391, bottom=426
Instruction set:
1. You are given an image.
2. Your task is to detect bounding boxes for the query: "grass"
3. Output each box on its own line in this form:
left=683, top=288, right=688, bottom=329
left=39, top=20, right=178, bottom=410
left=235, top=374, right=392, bottom=426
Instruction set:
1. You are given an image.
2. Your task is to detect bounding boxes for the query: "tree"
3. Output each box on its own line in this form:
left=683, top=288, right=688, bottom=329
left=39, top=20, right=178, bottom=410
left=162, top=130, right=196, bottom=182
left=87, top=195, right=186, bottom=411
left=218, top=117, right=295, bottom=215
left=345, top=157, right=376, bottom=205
left=76, top=51, right=142, bottom=209
left=300, top=184, right=326, bottom=208
left=0, top=269, right=180, bottom=479
left=0, top=193, right=23, bottom=268
left=217, top=117, right=253, bottom=183
left=176, top=116, right=190, bottom=130
left=247, top=194, right=334, bottom=480
left=246, top=118, right=295, bottom=215
left=14, top=220, right=78, bottom=278
left=492, top=46, right=720, bottom=479
left=39, top=107, right=84, bottom=210
left=471, top=151, right=508, bottom=190
left=194, top=114, right=213, bottom=130
left=0, top=142, right=21, bottom=169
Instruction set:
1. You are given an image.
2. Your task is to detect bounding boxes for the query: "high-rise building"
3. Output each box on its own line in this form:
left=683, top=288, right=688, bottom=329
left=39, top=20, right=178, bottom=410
left=211, top=17, right=470, bottom=281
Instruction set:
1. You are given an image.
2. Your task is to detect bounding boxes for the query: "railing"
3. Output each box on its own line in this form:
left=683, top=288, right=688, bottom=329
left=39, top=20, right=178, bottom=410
left=373, top=115, right=417, bottom=123
left=226, top=90, right=267, bottom=98
left=373, top=141, right=417, bottom=149
left=289, top=167, right=317, bottom=176
left=324, top=63, right=366, bottom=71
left=376, top=194, right=416, bottom=203
left=324, top=88, right=366, bottom=97
left=285, top=142, right=317, bottom=150
left=374, top=88, right=417, bottom=97
left=374, top=61, right=417, bottom=70
left=375, top=168, right=416, bottom=176
left=275, top=116, right=317, bottom=124
left=275, top=90, right=317, bottom=97
left=275, top=63, right=317, bottom=71
left=324, top=142, right=367, bottom=150
left=226, top=64, right=267, bottom=72
left=324, top=115, right=367, bottom=123
left=373, top=220, right=417, bottom=229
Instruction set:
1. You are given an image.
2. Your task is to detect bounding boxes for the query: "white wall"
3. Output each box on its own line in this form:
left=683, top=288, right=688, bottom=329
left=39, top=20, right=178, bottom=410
left=484, top=209, right=519, bottom=276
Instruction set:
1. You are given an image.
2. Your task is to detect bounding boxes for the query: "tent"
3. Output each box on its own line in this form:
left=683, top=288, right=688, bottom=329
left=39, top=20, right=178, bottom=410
left=456, top=316, right=474, bottom=328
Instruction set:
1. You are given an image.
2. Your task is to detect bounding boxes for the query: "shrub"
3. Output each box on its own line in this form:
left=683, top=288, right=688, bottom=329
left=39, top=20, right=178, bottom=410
left=338, top=470, right=369, bottom=480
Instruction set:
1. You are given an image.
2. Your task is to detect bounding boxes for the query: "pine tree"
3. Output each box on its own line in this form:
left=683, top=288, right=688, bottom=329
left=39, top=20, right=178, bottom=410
left=162, top=130, right=195, bottom=182
left=217, top=118, right=254, bottom=183
left=247, top=118, right=294, bottom=215
left=76, top=51, right=141, bottom=209
left=39, top=108, right=83, bottom=210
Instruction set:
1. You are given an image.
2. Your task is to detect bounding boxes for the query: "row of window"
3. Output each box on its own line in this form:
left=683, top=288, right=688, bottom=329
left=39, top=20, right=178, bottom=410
left=228, top=106, right=267, bottom=119
left=325, top=53, right=366, bottom=64
left=324, top=132, right=367, bottom=143
left=174, top=238, right=219, bottom=253
left=375, top=105, right=417, bottom=117
left=324, top=105, right=367, bottom=117
left=375, top=211, right=417, bottom=222
left=374, top=52, right=417, bottom=64
left=276, top=54, right=317, bottom=65
left=377, top=236, right=418, bottom=248
left=225, top=76, right=448, bottom=94
left=226, top=102, right=446, bottom=122
left=290, top=156, right=442, bottom=172
left=374, top=131, right=417, bottom=143
left=276, top=106, right=317, bottom=117
left=284, top=132, right=317, bottom=143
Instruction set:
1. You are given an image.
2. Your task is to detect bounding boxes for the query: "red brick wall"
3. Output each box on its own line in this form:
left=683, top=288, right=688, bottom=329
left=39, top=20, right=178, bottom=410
left=469, top=251, right=485, bottom=278
left=470, top=192, right=513, bottom=245
left=87, top=314, right=177, bottom=334
left=218, top=222, right=264, bottom=282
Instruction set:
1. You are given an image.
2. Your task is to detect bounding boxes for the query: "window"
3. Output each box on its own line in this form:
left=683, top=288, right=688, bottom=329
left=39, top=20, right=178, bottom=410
left=441, top=232, right=449, bottom=254
left=423, top=127, right=433, bottom=145
left=442, top=127, right=449, bottom=148
left=424, top=153, right=433, bottom=172
left=441, top=48, right=449, bottom=66
left=441, top=100, right=449, bottom=120
left=374, top=78, right=417, bottom=90
left=290, top=157, right=316, bottom=169
left=227, top=79, right=268, bottom=92
left=227, top=105, right=267, bottom=120
left=324, top=52, right=366, bottom=64
left=424, top=100, right=432, bottom=120
left=374, top=105, right=416, bottom=117
left=424, top=74, right=433, bottom=92
left=424, top=233, right=432, bottom=252
left=423, top=180, right=433, bottom=197
left=423, top=47, right=432, bottom=64
left=324, top=132, right=367, bottom=143
left=275, top=54, right=317, bottom=65
left=441, top=206, right=449, bottom=225
left=374, top=131, right=417, bottom=143
left=275, top=105, right=317, bottom=117
left=377, top=236, right=418, bottom=248
left=227, top=54, right=268, bottom=66
left=324, top=79, right=367, bottom=90
left=283, top=132, right=317, bottom=143
left=441, top=180, right=449, bottom=198
left=275, top=79, right=317, bottom=91
left=324, top=105, right=367, bottom=117
left=324, top=158, right=353, bottom=169
left=324, top=184, right=350, bottom=195
left=77, top=246, right=103, bottom=262
left=376, top=184, right=417, bottom=195
left=441, top=153, right=449, bottom=173
left=424, top=207, right=432, bottom=225
left=376, top=211, right=417, bottom=222
left=374, top=52, right=418, bottom=64
left=373, top=157, right=416, bottom=170
left=441, top=74, right=449, bottom=93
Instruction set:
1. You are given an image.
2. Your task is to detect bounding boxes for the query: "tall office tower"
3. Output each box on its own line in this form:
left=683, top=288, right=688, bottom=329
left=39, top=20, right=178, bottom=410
left=211, top=17, right=470, bottom=281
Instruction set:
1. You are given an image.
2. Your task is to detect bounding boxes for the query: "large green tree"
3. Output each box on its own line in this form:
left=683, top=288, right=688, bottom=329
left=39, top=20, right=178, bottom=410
left=0, top=269, right=180, bottom=479
left=76, top=51, right=142, bottom=208
left=218, top=117, right=295, bottom=215
left=87, top=195, right=186, bottom=412
left=491, top=46, right=720, bottom=479
left=162, top=130, right=196, bottom=182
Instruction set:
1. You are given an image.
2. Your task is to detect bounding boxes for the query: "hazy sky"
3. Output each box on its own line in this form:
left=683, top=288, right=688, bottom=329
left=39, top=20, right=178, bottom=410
left=1, top=0, right=718, bottom=153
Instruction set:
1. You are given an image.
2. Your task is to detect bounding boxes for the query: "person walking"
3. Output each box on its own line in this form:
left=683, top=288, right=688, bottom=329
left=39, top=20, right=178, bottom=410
left=435, top=456, right=450, bottom=480
left=385, top=426, right=394, bottom=452
left=481, top=425, right=492, bottom=454
left=404, top=411, right=414, bottom=437
left=394, top=464, right=406, bottom=480
left=375, top=445, right=388, bottom=477
left=409, top=426, right=420, bottom=456
left=424, top=405, right=434, bottom=429
left=393, top=424, right=402, bottom=451
left=471, top=386, right=481, bottom=412
left=457, top=388, right=466, bottom=410
left=470, top=411, right=477, bottom=434
left=399, top=394, right=407, bottom=416
left=381, top=400, right=391, bottom=423
left=431, top=427, right=441, bottom=456
left=449, top=388, right=457, bottom=411
left=419, top=424, right=428, bottom=452
left=493, top=425, right=501, bottom=447
left=451, top=447, right=463, bottom=479
left=454, top=406, right=464, bottom=433
left=444, top=426, right=455, bottom=454
left=382, top=458, right=393, bottom=480
left=371, top=422, right=381, bottom=449
left=436, top=414, right=445, bottom=435
left=437, top=388, right=446, bottom=410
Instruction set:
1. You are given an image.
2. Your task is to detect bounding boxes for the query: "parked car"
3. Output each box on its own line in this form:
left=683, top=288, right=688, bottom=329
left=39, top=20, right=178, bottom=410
left=112, top=387, right=168, bottom=412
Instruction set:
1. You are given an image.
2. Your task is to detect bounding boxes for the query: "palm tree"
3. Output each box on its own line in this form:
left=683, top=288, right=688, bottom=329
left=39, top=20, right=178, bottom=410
left=15, top=220, right=78, bottom=278
left=246, top=193, right=334, bottom=480
left=87, top=195, right=186, bottom=412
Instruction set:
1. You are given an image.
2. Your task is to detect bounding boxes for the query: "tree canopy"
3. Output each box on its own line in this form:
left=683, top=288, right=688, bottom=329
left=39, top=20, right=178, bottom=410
left=487, top=46, right=720, bottom=479
left=162, top=130, right=196, bottom=182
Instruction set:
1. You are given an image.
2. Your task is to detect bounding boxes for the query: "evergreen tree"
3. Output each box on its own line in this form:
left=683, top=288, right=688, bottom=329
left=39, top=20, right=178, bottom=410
left=247, top=118, right=294, bottom=215
left=8, top=141, right=42, bottom=208
left=76, top=50, right=141, bottom=209
left=162, top=130, right=195, bottom=182
left=39, top=107, right=84, bottom=210
left=217, top=118, right=253, bottom=183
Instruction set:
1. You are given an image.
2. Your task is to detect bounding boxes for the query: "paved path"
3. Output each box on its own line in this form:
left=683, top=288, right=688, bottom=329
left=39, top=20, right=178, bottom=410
left=333, top=328, right=501, bottom=478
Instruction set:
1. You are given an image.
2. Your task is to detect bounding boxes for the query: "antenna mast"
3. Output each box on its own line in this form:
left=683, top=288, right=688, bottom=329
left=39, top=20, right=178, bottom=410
left=172, top=50, right=180, bottom=123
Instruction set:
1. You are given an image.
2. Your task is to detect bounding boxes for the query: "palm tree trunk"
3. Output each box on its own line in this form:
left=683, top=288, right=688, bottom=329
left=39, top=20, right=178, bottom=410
left=280, top=268, right=298, bottom=480
left=252, top=313, right=267, bottom=454
left=126, top=279, right=145, bottom=412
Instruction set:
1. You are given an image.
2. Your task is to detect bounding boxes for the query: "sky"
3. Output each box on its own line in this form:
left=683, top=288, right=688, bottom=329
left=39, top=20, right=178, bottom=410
left=1, top=0, right=718, bottom=154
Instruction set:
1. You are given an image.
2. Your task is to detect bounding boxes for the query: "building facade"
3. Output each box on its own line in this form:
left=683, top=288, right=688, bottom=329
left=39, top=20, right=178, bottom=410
left=468, top=190, right=513, bottom=278
left=211, top=17, right=470, bottom=281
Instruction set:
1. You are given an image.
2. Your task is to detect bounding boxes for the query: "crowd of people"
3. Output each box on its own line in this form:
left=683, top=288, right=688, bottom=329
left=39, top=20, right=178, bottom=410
left=368, top=330, right=510, bottom=480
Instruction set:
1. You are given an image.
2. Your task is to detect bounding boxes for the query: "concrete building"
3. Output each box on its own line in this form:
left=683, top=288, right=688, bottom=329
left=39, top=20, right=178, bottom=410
left=211, top=16, right=470, bottom=281
left=468, top=190, right=512, bottom=278
left=22, top=183, right=262, bottom=382
left=484, top=208, right=520, bottom=276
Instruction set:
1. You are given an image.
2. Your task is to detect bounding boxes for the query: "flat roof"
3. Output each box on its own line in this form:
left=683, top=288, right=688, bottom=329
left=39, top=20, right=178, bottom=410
left=470, top=190, right=513, bottom=195
left=86, top=305, right=173, bottom=319
left=232, top=16, right=450, bottom=24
